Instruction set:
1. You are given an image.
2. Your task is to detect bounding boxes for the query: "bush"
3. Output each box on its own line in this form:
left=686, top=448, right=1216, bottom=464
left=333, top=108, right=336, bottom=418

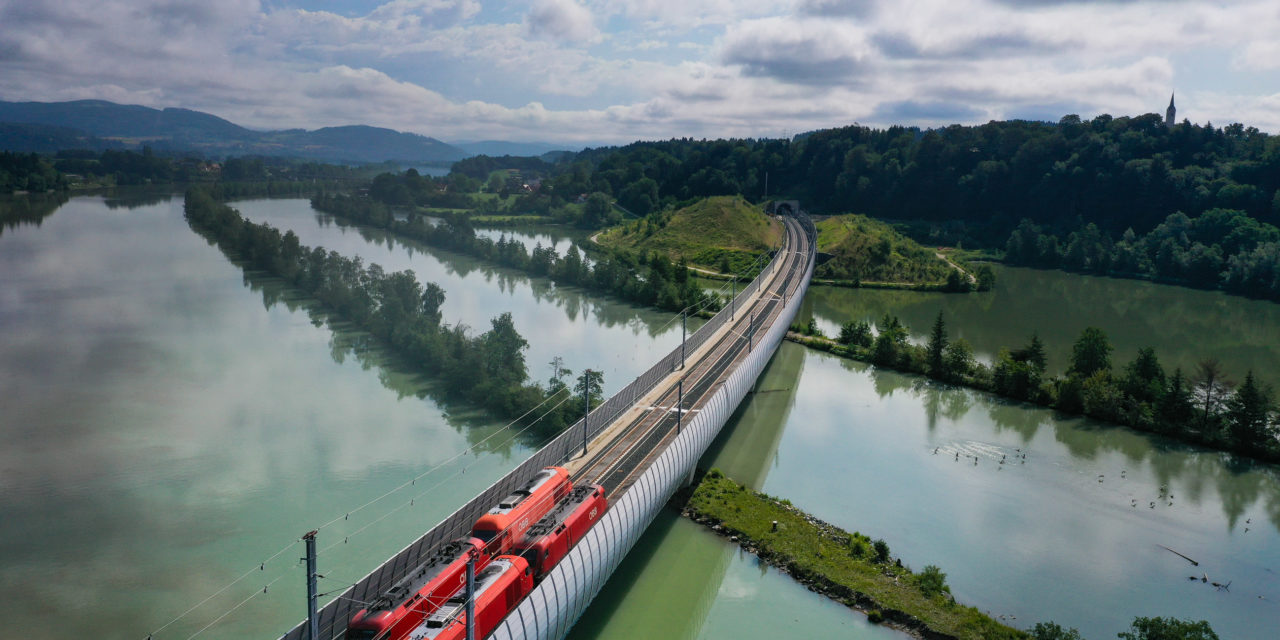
left=867, top=610, right=884, bottom=624
left=916, top=564, right=948, bottom=598
left=872, top=538, right=891, bottom=563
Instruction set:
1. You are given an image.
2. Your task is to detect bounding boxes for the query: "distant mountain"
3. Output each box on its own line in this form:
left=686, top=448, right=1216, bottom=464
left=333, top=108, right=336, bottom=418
left=0, top=122, right=123, bottom=153
left=454, top=140, right=577, bottom=158
left=0, top=100, right=467, bottom=164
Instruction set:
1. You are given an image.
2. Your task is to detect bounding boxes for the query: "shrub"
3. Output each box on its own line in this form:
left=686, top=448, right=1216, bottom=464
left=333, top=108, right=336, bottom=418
left=916, top=564, right=949, bottom=598
left=872, top=539, right=891, bottom=563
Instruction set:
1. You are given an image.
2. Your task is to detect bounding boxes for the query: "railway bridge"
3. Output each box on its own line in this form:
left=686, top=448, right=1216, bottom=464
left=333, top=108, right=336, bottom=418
left=282, top=208, right=817, bottom=640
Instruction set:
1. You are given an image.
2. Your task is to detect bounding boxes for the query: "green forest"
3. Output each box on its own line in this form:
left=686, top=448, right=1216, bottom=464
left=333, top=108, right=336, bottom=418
left=792, top=314, right=1278, bottom=463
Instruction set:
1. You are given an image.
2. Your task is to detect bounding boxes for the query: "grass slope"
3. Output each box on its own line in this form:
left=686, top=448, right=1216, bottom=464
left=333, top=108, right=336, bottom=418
left=684, top=471, right=1025, bottom=640
left=596, top=196, right=782, bottom=273
left=816, top=214, right=954, bottom=284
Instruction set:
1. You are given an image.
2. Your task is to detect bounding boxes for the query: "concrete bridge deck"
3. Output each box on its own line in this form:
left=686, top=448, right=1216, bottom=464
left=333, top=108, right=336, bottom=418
left=281, top=210, right=815, bottom=640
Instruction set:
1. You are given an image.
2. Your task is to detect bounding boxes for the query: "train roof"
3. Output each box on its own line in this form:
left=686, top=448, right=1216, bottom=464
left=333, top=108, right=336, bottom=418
left=484, top=467, right=562, bottom=518
left=406, top=557, right=518, bottom=639
left=523, top=484, right=601, bottom=539
left=365, top=538, right=475, bottom=612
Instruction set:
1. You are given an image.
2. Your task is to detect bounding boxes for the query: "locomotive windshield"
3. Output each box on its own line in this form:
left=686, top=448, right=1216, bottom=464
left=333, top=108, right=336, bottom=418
left=472, top=528, right=497, bottom=543
left=346, top=631, right=379, bottom=640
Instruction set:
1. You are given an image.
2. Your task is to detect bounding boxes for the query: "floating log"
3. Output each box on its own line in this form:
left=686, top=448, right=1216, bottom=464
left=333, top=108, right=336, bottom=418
left=1157, top=544, right=1199, bottom=566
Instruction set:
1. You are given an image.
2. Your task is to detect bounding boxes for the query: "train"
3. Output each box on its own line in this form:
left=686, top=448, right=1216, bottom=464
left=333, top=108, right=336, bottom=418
left=345, top=538, right=492, bottom=640
left=346, top=466, right=606, bottom=640
left=403, top=556, right=534, bottom=640
left=471, top=466, right=571, bottom=555
left=513, top=483, right=606, bottom=578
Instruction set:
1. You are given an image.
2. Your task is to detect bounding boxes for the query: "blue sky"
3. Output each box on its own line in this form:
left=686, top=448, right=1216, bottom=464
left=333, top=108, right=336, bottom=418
left=2, top=0, right=1278, bottom=144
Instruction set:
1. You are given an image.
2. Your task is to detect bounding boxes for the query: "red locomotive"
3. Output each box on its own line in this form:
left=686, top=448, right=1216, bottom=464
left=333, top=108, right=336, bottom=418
left=471, top=466, right=571, bottom=554
left=513, top=484, right=607, bottom=578
left=402, top=555, right=535, bottom=640
left=347, top=465, right=604, bottom=640
left=346, top=538, right=491, bottom=640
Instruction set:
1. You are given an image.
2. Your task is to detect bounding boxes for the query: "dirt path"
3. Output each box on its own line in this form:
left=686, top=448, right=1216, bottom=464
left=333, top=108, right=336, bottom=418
left=936, top=251, right=976, bottom=284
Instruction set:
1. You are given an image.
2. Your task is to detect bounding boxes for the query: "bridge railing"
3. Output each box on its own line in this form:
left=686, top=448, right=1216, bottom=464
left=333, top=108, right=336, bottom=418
left=283, top=213, right=807, bottom=640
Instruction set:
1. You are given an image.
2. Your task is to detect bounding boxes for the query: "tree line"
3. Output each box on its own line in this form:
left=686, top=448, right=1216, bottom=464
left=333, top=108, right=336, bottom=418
left=310, top=192, right=717, bottom=313
left=1005, top=211, right=1280, bottom=300
left=183, top=186, right=598, bottom=437
left=792, top=313, right=1277, bottom=462
left=0, top=151, right=65, bottom=193
left=447, top=112, right=1278, bottom=300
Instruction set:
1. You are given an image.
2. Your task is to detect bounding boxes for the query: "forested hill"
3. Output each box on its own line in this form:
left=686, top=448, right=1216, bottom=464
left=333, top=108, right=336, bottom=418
left=0, top=100, right=467, bottom=164
left=534, top=114, right=1277, bottom=243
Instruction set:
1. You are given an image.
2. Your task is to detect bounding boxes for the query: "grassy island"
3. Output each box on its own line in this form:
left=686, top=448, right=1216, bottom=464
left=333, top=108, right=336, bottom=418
left=682, top=470, right=1025, bottom=640
left=594, top=195, right=782, bottom=275
left=813, top=214, right=991, bottom=291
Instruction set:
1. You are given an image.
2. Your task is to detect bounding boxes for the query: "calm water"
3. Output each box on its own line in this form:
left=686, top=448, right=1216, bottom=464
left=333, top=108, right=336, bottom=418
left=579, top=341, right=1280, bottom=639
left=804, top=265, right=1280, bottom=382
left=6, top=194, right=1279, bottom=640
left=0, top=195, right=683, bottom=639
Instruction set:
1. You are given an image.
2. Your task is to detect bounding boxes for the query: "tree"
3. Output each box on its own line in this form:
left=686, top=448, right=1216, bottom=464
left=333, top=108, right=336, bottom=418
left=1158, top=368, right=1196, bottom=434
left=1012, top=333, right=1048, bottom=373
left=926, top=311, right=948, bottom=377
left=581, top=192, right=615, bottom=228
left=1069, top=327, right=1112, bottom=378
left=1029, top=622, right=1082, bottom=640
left=480, top=312, right=529, bottom=386
left=838, top=320, right=873, bottom=348
left=872, top=315, right=908, bottom=367
left=1122, top=347, right=1166, bottom=404
left=915, top=565, right=948, bottom=598
left=1192, top=358, right=1233, bottom=434
left=943, top=338, right=975, bottom=381
left=1226, top=371, right=1275, bottom=451
left=574, top=369, right=605, bottom=411
left=1117, top=616, right=1218, bottom=640
left=872, top=538, right=891, bottom=563
left=547, top=356, right=571, bottom=393
left=975, top=264, right=996, bottom=291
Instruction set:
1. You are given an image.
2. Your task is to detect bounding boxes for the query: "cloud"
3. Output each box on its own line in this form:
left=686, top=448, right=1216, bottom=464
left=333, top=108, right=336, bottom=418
left=796, top=0, right=879, bottom=18
left=719, top=17, right=874, bottom=84
left=868, top=99, right=985, bottom=123
left=3, top=0, right=1280, bottom=144
left=525, top=0, right=600, bottom=43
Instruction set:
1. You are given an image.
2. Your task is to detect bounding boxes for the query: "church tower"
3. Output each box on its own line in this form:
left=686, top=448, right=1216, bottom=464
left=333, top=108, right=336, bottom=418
left=1165, top=93, right=1176, bottom=129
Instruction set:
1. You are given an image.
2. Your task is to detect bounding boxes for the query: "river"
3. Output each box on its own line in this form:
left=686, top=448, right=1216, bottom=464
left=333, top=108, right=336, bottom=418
left=804, top=265, right=1280, bottom=381
left=3, top=195, right=1277, bottom=639
left=0, top=194, right=684, bottom=639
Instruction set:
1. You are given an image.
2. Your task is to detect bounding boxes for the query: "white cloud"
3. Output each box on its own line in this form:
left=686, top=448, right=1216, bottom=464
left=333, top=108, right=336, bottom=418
left=719, top=17, right=875, bottom=85
left=2, top=0, right=1280, bottom=144
left=525, top=0, right=600, bottom=43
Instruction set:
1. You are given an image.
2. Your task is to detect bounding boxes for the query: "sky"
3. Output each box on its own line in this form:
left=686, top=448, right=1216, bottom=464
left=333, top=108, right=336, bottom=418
left=1, top=0, right=1279, bottom=145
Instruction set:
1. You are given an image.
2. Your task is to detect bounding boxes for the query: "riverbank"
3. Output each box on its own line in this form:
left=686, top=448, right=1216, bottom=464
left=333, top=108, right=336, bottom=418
left=678, top=470, right=1024, bottom=640
left=783, top=329, right=1280, bottom=465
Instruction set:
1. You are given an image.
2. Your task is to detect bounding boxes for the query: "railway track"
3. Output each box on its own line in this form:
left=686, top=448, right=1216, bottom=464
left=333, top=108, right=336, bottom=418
left=569, top=216, right=810, bottom=495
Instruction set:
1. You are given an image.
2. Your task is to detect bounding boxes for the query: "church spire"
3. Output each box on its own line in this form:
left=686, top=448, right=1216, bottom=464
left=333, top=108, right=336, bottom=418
left=1165, top=92, right=1176, bottom=129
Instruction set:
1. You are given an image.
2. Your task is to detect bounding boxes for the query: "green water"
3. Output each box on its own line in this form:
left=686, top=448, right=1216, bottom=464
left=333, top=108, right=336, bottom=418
left=804, top=265, right=1280, bottom=381
left=7, top=194, right=1278, bottom=640
left=571, top=345, right=905, bottom=639
left=585, top=343, right=1280, bottom=639
left=0, top=195, right=684, bottom=639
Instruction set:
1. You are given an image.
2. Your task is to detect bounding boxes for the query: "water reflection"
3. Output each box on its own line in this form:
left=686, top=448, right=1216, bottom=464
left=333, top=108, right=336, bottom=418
left=757, top=346, right=1280, bottom=638
left=0, top=191, right=69, bottom=236
left=804, top=265, right=1280, bottom=382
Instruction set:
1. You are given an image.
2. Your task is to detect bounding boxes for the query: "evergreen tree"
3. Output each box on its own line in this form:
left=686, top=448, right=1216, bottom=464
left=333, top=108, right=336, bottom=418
left=1226, top=371, right=1275, bottom=451
left=926, top=311, right=948, bottom=377
left=1069, top=327, right=1112, bottom=378
left=1158, top=368, right=1196, bottom=434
